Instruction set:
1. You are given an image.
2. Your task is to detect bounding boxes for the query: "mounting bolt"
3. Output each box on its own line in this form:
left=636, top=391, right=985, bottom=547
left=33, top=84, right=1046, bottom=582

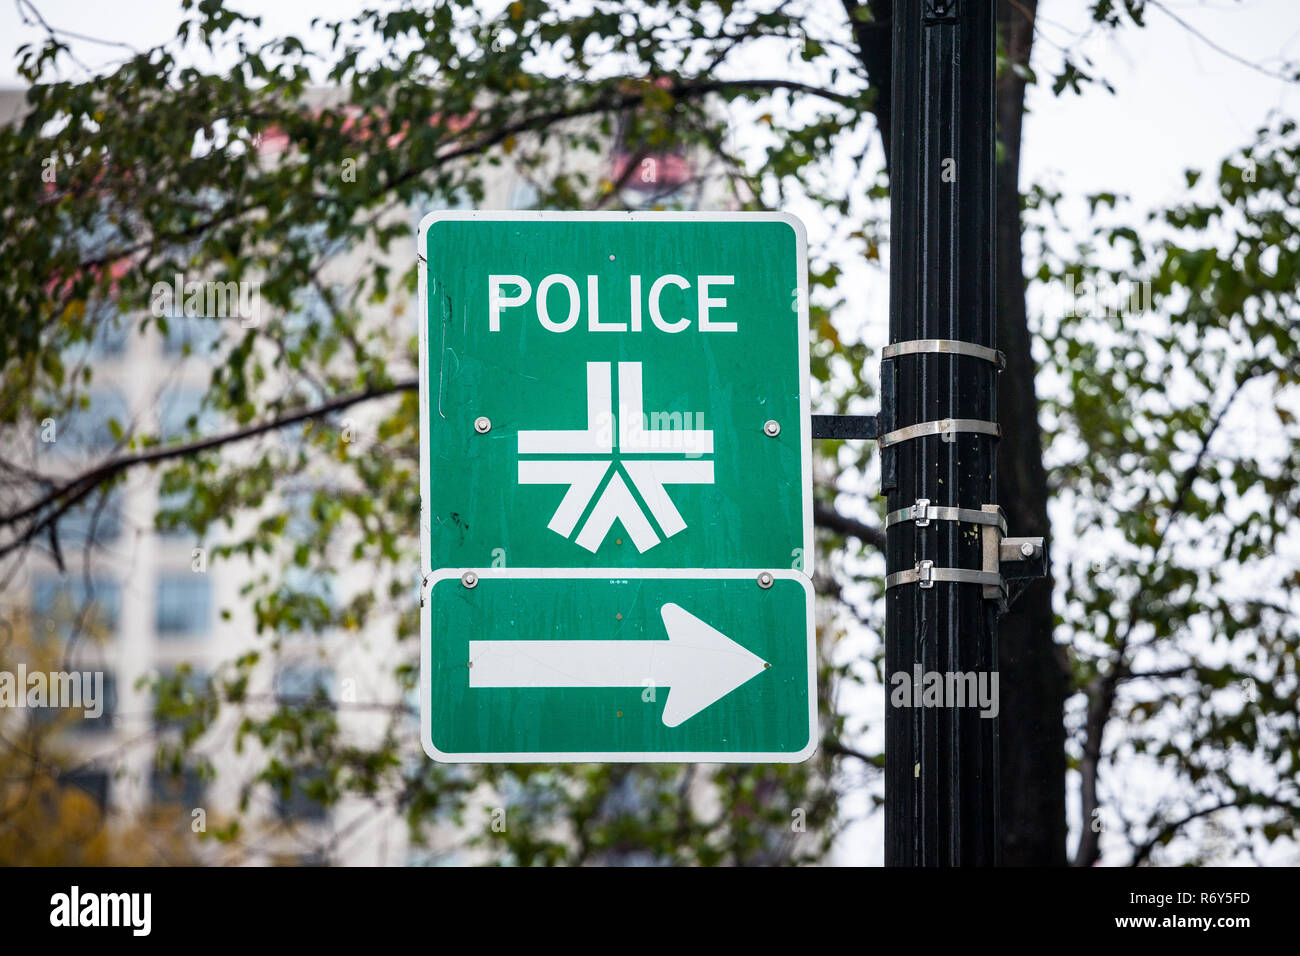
left=1019, top=541, right=1036, bottom=558
left=763, top=420, right=781, bottom=437
left=474, top=416, right=491, bottom=434
left=461, top=571, right=478, bottom=589
left=757, top=571, right=774, bottom=589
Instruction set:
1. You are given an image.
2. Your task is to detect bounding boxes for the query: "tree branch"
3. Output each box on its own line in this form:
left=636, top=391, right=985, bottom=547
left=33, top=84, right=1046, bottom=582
left=1128, top=799, right=1236, bottom=867
left=1073, top=372, right=1257, bottom=867
left=825, top=740, right=883, bottom=768
left=813, top=500, right=886, bottom=550
left=3, top=382, right=884, bottom=560
left=70, top=76, right=865, bottom=278
left=0, top=378, right=418, bottom=559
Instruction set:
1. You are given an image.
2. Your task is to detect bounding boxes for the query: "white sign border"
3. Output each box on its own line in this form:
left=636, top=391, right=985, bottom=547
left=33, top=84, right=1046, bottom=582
left=420, top=567, right=817, bottom=764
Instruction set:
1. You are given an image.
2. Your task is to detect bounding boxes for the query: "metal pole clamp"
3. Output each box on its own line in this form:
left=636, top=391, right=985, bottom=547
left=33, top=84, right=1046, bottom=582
left=885, top=560, right=1004, bottom=590
left=881, top=338, right=1006, bottom=369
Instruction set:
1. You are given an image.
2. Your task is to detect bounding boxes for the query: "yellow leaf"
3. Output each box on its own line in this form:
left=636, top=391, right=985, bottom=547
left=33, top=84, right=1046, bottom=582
left=818, top=316, right=841, bottom=348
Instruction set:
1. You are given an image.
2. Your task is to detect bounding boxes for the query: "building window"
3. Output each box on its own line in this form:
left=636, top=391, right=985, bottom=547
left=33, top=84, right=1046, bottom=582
left=275, top=767, right=329, bottom=822
left=275, top=664, right=335, bottom=704
left=75, top=671, right=117, bottom=734
left=269, top=673, right=335, bottom=816
left=150, top=767, right=205, bottom=809
left=31, top=575, right=121, bottom=640
left=28, top=670, right=115, bottom=734
left=62, top=769, right=110, bottom=812
left=155, top=573, right=211, bottom=637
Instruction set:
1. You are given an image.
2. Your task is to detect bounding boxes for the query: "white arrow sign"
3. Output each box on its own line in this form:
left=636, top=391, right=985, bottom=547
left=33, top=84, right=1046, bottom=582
left=468, top=603, right=767, bottom=727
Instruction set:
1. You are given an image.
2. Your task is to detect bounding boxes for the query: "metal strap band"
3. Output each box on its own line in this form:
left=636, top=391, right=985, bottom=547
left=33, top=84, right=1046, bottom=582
left=885, top=500, right=1007, bottom=535
left=881, top=339, right=1006, bottom=369
left=878, top=418, right=1000, bottom=448
left=885, top=561, right=1004, bottom=590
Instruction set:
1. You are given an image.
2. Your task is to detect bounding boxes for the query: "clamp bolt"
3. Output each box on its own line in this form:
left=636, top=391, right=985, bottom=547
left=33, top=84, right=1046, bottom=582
left=763, top=420, right=781, bottom=438
left=757, top=571, right=774, bottom=589
left=461, top=571, right=479, bottom=589
left=474, top=417, right=491, bottom=434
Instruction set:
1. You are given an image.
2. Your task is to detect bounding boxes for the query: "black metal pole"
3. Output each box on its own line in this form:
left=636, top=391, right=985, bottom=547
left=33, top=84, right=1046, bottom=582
left=884, top=0, right=999, bottom=866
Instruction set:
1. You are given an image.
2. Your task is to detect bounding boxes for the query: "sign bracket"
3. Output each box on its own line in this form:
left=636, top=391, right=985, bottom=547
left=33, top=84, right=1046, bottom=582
left=811, top=414, right=878, bottom=440
left=808, top=337, right=1047, bottom=613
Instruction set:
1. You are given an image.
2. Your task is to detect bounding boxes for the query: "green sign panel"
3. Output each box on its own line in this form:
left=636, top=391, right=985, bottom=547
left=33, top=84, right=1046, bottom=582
left=419, top=211, right=810, bottom=569
left=417, top=211, right=815, bottom=762
left=422, top=570, right=815, bottom=762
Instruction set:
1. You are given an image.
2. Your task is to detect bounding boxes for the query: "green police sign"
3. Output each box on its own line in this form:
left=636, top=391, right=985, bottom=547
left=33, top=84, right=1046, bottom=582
left=418, top=212, right=815, bottom=762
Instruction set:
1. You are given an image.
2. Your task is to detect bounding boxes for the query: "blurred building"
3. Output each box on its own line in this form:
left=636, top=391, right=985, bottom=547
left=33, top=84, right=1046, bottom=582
left=0, top=85, right=741, bottom=864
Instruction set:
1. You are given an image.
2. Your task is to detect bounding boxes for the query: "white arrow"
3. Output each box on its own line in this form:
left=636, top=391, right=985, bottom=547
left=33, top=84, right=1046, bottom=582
left=468, top=603, right=767, bottom=727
